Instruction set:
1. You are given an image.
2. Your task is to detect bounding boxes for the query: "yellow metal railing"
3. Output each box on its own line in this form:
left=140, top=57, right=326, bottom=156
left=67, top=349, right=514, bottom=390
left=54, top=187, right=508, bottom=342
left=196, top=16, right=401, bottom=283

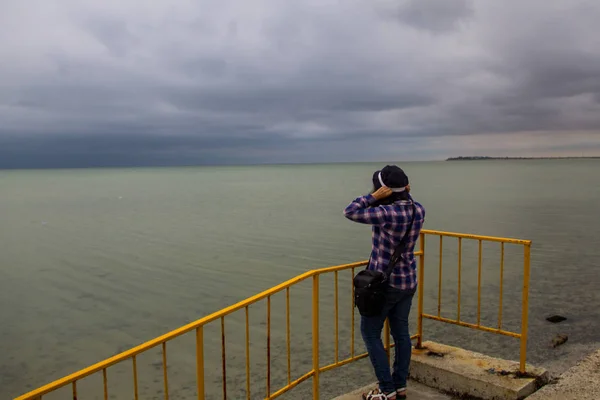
left=14, top=229, right=531, bottom=400
left=416, top=230, right=532, bottom=372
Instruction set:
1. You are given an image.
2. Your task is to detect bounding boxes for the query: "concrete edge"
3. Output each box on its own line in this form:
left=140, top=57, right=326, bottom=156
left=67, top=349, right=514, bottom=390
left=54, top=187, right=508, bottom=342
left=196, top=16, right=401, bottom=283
left=409, top=342, right=550, bottom=400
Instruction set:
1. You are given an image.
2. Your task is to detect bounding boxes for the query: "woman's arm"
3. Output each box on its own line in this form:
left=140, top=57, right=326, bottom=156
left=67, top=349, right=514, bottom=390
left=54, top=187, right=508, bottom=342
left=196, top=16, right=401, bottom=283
left=343, top=187, right=393, bottom=225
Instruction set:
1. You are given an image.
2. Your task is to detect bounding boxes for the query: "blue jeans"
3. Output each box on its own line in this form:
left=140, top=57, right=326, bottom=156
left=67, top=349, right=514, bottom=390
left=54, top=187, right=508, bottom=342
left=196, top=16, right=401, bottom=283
left=360, top=286, right=416, bottom=394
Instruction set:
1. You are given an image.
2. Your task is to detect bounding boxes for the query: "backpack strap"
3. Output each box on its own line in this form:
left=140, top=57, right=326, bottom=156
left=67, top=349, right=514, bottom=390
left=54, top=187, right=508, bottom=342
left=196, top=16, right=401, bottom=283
left=383, top=202, right=417, bottom=279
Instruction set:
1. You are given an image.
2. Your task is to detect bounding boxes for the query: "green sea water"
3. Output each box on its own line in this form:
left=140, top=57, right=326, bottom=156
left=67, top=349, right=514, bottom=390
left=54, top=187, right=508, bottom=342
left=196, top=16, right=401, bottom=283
left=1, top=160, right=600, bottom=399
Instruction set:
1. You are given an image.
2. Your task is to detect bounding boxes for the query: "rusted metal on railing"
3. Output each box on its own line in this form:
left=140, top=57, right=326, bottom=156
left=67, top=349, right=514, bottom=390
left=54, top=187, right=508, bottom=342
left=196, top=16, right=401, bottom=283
left=438, top=235, right=443, bottom=317
left=499, top=243, right=505, bottom=329
left=195, top=327, right=204, bottom=400
left=350, top=266, right=356, bottom=358
left=132, top=355, right=138, bottom=400
left=312, top=274, right=320, bottom=400
left=286, top=287, right=291, bottom=384
left=102, top=368, right=107, bottom=400
left=14, top=229, right=532, bottom=399
left=244, top=306, right=251, bottom=400
left=162, top=342, right=170, bottom=400
left=266, top=295, right=271, bottom=398
left=521, top=244, right=532, bottom=372
left=334, top=271, right=339, bottom=364
left=416, top=232, right=426, bottom=349
left=220, top=317, right=226, bottom=400
left=457, top=237, right=462, bottom=322
left=477, top=239, right=483, bottom=326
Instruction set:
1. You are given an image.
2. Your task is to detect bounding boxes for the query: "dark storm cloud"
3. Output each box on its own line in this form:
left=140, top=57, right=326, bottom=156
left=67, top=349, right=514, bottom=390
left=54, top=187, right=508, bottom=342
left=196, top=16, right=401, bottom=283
left=165, top=84, right=433, bottom=114
left=1, top=0, right=600, bottom=168
left=0, top=132, right=293, bottom=168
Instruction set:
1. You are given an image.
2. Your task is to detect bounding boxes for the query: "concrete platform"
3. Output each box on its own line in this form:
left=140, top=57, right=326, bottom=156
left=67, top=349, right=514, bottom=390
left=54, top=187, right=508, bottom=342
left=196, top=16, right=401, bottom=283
left=332, top=341, right=550, bottom=400
left=331, top=380, right=457, bottom=400
left=410, top=341, right=548, bottom=400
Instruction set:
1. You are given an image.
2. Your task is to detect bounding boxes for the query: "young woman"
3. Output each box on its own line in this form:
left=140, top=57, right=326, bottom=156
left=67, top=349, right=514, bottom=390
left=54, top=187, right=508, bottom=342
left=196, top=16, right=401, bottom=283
left=343, top=165, right=426, bottom=400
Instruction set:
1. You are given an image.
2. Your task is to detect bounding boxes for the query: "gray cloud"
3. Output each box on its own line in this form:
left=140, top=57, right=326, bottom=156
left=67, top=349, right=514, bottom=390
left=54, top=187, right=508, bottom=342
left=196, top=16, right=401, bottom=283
left=85, top=16, right=140, bottom=58
left=0, top=0, right=600, bottom=168
left=394, top=0, right=474, bottom=33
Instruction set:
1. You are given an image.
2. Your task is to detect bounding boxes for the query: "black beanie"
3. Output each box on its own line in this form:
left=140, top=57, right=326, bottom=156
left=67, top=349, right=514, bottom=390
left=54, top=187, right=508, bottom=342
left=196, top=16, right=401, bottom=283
left=372, top=165, right=409, bottom=189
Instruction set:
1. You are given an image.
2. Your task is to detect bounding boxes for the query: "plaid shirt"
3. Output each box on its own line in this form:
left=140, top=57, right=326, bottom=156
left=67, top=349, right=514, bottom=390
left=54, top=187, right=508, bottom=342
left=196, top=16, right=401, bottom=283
left=344, top=193, right=425, bottom=290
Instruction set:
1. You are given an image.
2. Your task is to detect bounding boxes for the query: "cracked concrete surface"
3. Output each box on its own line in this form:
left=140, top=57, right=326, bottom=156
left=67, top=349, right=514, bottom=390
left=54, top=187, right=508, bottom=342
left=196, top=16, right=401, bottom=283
left=527, top=349, right=600, bottom=400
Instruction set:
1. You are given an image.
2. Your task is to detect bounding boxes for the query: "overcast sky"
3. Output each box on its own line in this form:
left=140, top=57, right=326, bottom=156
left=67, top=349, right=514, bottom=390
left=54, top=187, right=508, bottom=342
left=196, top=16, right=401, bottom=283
left=1, top=0, right=600, bottom=168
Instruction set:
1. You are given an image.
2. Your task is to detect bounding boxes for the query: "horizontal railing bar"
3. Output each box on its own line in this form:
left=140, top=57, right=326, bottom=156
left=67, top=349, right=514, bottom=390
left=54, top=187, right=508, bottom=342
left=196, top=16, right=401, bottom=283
left=422, top=229, right=531, bottom=245
left=423, top=314, right=521, bottom=338
left=267, top=370, right=314, bottom=399
left=320, top=353, right=370, bottom=372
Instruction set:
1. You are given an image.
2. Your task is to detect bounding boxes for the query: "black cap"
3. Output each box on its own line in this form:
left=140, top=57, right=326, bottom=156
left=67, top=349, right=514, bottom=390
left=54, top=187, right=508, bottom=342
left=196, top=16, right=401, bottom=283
left=372, top=165, right=409, bottom=189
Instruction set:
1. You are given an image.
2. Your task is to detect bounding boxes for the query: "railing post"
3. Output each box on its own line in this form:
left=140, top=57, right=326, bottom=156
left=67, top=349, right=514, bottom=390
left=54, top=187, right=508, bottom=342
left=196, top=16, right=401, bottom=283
left=196, top=327, right=205, bottom=400
left=312, top=274, right=320, bottom=399
left=520, top=243, right=531, bottom=373
left=416, top=232, right=425, bottom=349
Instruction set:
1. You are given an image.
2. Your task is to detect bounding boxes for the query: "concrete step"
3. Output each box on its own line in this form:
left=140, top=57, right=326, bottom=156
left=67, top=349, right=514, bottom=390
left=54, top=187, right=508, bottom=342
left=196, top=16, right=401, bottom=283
left=410, top=341, right=548, bottom=400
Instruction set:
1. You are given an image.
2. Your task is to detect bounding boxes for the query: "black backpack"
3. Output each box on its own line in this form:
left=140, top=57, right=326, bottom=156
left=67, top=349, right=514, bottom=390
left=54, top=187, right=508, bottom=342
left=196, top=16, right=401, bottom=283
left=353, top=203, right=416, bottom=317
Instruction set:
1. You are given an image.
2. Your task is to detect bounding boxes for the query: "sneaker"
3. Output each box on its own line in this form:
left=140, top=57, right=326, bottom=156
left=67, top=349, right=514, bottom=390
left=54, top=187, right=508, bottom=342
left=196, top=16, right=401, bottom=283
left=396, top=387, right=407, bottom=399
left=362, top=388, right=397, bottom=400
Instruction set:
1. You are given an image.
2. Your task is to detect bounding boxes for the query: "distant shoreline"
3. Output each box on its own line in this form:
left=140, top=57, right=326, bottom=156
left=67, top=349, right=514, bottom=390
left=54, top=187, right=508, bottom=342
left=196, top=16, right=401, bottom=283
left=446, top=156, right=600, bottom=161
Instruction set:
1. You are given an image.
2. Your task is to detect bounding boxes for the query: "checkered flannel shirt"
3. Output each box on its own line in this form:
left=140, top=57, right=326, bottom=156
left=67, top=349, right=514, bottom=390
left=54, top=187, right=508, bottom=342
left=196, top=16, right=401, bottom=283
left=344, top=193, right=425, bottom=290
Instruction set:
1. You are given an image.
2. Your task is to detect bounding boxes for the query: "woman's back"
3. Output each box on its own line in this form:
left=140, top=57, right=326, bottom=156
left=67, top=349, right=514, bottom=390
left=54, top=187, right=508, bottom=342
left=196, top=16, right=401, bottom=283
left=345, top=195, right=425, bottom=290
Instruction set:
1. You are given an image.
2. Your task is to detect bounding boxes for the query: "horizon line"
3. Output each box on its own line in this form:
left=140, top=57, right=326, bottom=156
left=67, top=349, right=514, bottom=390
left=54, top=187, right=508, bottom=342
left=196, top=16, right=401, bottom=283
left=3, top=155, right=600, bottom=171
